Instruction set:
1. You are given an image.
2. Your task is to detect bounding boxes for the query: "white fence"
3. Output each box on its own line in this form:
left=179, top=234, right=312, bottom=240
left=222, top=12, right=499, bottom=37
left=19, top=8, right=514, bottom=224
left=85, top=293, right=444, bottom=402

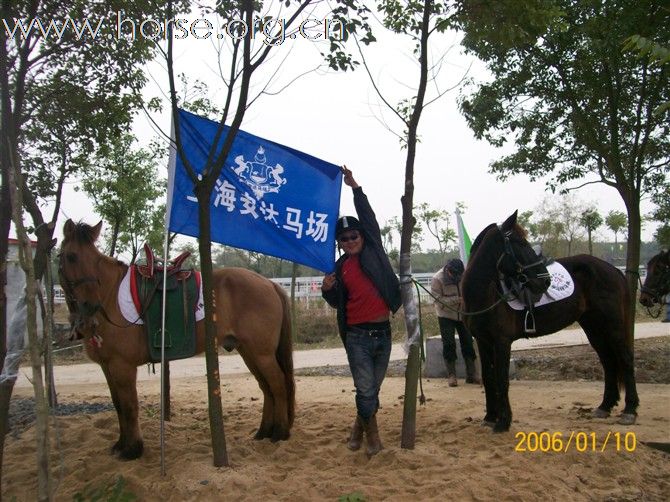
left=52, top=266, right=645, bottom=305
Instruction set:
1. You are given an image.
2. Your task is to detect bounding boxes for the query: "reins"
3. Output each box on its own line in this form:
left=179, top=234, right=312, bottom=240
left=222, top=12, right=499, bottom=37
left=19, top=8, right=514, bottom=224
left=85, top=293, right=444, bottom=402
left=637, top=274, right=664, bottom=319
left=59, top=255, right=146, bottom=330
left=412, top=279, right=512, bottom=317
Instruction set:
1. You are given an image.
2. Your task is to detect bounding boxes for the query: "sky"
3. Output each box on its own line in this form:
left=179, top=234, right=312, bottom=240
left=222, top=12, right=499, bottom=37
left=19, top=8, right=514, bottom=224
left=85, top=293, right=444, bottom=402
left=54, top=5, right=661, bottom=254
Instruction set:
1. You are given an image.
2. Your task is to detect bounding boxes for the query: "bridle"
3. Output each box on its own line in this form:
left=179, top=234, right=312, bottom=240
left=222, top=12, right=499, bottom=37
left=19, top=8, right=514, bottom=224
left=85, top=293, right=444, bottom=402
left=58, top=252, right=103, bottom=317
left=419, top=227, right=552, bottom=319
left=638, top=256, right=670, bottom=317
left=496, top=228, right=551, bottom=290
left=58, top=251, right=135, bottom=331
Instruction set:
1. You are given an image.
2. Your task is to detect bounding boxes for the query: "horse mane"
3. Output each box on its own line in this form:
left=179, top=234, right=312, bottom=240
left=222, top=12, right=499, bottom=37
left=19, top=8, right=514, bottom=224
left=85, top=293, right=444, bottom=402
left=512, top=222, right=528, bottom=240
left=468, top=223, right=497, bottom=260
left=67, top=221, right=127, bottom=267
left=467, top=221, right=530, bottom=266
left=68, top=221, right=99, bottom=244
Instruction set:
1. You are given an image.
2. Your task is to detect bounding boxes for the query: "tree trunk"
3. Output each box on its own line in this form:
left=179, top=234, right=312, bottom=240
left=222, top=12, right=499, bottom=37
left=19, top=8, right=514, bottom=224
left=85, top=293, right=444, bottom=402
left=197, top=189, right=228, bottom=467
left=588, top=229, right=593, bottom=255
left=8, top=144, right=52, bottom=501
left=623, top=199, right=641, bottom=337
left=110, top=219, right=121, bottom=257
left=399, top=0, right=431, bottom=450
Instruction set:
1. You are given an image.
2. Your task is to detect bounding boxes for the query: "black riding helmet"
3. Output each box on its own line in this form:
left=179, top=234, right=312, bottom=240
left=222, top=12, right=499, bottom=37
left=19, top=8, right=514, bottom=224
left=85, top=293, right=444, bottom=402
left=335, top=216, right=362, bottom=238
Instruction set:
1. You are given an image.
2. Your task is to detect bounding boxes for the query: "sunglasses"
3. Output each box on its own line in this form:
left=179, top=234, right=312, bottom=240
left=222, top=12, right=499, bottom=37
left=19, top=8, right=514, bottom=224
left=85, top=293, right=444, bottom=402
left=338, top=232, right=360, bottom=243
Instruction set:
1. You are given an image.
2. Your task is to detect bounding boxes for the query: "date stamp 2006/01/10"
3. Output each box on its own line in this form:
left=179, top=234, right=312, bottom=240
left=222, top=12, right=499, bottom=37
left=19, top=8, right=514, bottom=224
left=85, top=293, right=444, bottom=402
left=514, top=431, right=637, bottom=453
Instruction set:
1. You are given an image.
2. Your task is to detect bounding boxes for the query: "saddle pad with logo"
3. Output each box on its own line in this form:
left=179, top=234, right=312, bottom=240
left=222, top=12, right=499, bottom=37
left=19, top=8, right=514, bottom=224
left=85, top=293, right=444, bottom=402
left=118, top=268, right=205, bottom=324
left=502, top=261, right=575, bottom=311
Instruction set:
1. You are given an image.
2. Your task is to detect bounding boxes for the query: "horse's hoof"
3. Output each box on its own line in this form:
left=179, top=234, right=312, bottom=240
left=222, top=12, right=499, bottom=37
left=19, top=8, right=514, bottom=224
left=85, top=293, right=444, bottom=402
left=618, top=413, right=637, bottom=425
left=271, top=428, right=290, bottom=442
left=592, top=408, right=611, bottom=419
left=492, top=422, right=510, bottom=433
left=481, top=420, right=496, bottom=428
left=118, top=441, right=144, bottom=460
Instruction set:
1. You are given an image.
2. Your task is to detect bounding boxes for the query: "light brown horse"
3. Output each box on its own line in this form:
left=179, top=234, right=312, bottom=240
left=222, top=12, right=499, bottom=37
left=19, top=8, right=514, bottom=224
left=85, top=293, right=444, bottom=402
left=58, top=220, right=295, bottom=460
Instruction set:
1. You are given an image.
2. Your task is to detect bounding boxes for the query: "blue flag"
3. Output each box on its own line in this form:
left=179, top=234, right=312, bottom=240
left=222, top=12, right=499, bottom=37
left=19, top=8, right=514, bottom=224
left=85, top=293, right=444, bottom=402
left=167, top=109, right=342, bottom=273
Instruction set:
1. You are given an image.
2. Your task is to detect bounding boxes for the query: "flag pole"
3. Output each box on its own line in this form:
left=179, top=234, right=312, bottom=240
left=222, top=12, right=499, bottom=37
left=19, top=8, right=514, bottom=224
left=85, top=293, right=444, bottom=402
left=159, top=119, right=178, bottom=476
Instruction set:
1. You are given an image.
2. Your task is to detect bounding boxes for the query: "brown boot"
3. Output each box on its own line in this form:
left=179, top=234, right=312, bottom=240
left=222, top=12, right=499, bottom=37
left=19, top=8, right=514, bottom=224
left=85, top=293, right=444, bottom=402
left=445, top=360, right=458, bottom=387
left=363, top=414, right=383, bottom=457
left=465, top=358, right=481, bottom=384
left=347, top=415, right=364, bottom=451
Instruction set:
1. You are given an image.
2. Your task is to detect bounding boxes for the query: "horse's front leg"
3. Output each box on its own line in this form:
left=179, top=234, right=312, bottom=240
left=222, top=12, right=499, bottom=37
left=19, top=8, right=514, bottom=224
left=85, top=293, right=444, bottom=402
left=492, top=339, right=513, bottom=433
left=475, top=337, right=498, bottom=426
left=100, top=363, right=123, bottom=450
left=104, top=359, right=143, bottom=459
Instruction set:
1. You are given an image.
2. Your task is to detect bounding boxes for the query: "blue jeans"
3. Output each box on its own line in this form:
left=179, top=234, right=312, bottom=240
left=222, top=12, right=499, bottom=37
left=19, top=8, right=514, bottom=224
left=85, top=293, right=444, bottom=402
left=345, top=330, right=392, bottom=420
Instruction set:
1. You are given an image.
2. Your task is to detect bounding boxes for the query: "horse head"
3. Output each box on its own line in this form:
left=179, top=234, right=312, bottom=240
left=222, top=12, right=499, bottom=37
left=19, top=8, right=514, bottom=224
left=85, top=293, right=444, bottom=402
left=59, top=219, right=105, bottom=320
left=497, top=211, right=551, bottom=297
left=639, top=250, right=670, bottom=307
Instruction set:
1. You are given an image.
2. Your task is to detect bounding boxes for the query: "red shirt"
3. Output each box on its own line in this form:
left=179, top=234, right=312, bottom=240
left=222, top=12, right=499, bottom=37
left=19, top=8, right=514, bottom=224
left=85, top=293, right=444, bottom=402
left=341, top=255, right=389, bottom=324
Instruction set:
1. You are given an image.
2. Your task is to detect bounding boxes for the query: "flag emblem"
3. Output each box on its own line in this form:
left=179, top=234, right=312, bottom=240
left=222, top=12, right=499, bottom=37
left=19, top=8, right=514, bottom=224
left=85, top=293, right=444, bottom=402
left=232, top=146, right=287, bottom=199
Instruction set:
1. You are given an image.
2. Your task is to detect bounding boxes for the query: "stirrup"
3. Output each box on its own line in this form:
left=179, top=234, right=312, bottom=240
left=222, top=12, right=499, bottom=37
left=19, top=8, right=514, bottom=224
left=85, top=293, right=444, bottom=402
left=524, top=310, right=536, bottom=334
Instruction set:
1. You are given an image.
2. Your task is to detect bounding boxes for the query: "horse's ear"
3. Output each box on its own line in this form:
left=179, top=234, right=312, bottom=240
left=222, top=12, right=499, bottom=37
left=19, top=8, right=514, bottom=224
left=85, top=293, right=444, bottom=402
left=92, top=221, right=103, bottom=242
left=501, top=210, right=518, bottom=231
left=63, top=219, right=75, bottom=239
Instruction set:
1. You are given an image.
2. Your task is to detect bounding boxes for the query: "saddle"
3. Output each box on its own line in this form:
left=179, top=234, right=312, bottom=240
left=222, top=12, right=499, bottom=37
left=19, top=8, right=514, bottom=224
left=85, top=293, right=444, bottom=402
left=503, top=276, right=544, bottom=335
left=131, top=244, right=200, bottom=363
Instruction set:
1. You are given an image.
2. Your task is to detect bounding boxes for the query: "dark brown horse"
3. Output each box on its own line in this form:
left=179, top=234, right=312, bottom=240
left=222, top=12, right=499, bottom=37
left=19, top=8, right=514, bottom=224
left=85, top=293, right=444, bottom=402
left=639, top=249, right=670, bottom=309
left=462, top=211, right=638, bottom=433
left=58, top=220, right=295, bottom=459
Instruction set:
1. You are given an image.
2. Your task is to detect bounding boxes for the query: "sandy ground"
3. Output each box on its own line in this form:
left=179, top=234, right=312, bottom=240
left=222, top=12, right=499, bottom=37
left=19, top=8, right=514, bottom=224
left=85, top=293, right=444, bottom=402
left=4, top=371, right=670, bottom=501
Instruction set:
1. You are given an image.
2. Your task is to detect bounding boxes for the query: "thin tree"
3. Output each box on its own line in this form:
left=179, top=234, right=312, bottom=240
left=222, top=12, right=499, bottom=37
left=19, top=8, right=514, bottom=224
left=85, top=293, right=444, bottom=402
left=357, top=0, right=465, bottom=448
left=605, top=210, right=628, bottom=248
left=416, top=202, right=456, bottom=258
left=81, top=134, right=165, bottom=258
left=164, top=0, right=372, bottom=466
left=0, top=1, right=176, bottom=492
left=580, top=208, right=603, bottom=255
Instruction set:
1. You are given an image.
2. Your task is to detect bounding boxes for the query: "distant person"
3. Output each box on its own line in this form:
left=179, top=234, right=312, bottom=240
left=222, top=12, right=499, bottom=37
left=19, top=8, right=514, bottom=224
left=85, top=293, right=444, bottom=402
left=431, top=258, right=480, bottom=386
left=664, top=294, right=670, bottom=323
left=321, top=165, right=401, bottom=457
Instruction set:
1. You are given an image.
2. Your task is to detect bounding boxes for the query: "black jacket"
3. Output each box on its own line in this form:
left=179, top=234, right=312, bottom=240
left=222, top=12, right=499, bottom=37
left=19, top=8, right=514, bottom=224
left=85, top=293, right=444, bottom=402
left=322, top=186, right=402, bottom=341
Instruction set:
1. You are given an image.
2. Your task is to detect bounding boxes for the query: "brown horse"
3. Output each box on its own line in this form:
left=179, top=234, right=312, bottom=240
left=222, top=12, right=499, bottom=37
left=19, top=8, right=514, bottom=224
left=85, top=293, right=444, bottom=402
left=639, top=249, right=670, bottom=309
left=462, top=211, right=638, bottom=433
left=58, top=220, right=295, bottom=460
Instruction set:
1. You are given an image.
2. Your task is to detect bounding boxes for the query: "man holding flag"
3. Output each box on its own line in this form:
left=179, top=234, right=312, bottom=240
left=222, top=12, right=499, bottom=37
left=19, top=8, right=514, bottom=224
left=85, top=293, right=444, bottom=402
left=321, top=166, right=401, bottom=458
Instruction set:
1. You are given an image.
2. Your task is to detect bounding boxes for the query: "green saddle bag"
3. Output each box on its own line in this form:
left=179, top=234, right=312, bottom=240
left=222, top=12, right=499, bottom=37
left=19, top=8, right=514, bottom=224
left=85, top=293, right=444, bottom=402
left=133, top=267, right=199, bottom=363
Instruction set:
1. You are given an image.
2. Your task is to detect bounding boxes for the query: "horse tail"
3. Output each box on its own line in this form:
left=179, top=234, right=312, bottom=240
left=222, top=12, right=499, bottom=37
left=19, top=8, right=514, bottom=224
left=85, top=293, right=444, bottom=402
left=273, top=282, right=295, bottom=427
